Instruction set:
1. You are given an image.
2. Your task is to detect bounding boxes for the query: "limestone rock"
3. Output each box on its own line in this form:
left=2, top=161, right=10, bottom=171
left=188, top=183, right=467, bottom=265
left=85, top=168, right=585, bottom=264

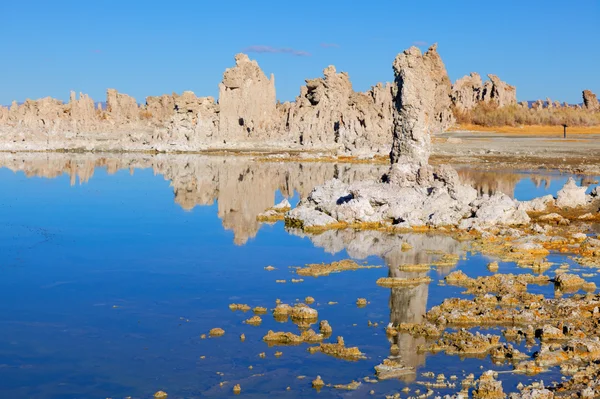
left=451, top=72, right=483, bottom=111
left=459, top=194, right=530, bottom=230
left=473, top=370, right=505, bottom=399
left=68, top=91, right=97, bottom=129
left=106, top=89, right=139, bottom=122
left=283, top=66, right=394, bottom=155
left=555, top=177, right=588, bottom=208
left=518, top=195, right=555, bottom=212
left=481, top=74, right=517, bottom=108
left=390, top=44, right=454, bottom=166
left=286, top=207, right=338, bottom=229
left=218, top=53, right=278, bottom=140
left=161, top=92, right=219, bottom=146
left=583, top=89, right=599, bottom=112
left=144, top=94, right=176, bottom=123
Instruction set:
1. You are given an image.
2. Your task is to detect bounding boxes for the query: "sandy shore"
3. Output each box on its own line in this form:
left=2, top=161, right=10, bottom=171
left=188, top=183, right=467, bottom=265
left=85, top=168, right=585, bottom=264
left=433, top=131, right=600, bottom=174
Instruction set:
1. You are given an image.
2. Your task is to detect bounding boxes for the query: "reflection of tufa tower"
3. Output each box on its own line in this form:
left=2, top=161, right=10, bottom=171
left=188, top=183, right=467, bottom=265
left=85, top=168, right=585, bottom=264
left=388, top=268, right=429, bottom=382
left=288, top=229, right=464, bottom=380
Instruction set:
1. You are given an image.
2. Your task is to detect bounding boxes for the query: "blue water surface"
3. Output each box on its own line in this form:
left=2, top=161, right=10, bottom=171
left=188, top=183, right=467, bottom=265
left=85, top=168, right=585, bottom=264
left=0, top=154, right=597, bottom=398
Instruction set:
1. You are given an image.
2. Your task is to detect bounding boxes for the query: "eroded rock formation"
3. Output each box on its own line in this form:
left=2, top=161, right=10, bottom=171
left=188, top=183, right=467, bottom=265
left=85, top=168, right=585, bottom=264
left=583, top=90, right=600, bottom=112
left=218, top=53, right=278, bottom=141
left=390, top=44, right=454, bottom=166
left=0, top=53, right=398, bottom=154
left=451, top=72, right=483, bottom=111
left=451, top=73, right=517, bottom=110
left=282, top=66, right=394, bottom=155
left=284, top=44, right=598, bottom=232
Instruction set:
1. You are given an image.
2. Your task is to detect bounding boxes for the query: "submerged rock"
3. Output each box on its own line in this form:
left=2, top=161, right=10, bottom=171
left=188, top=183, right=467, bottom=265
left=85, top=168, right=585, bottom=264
left=375, top=357, right=415, bottom=380
left=263, top=329, right=324, bottom=345
left=319, top=336, right=365, bottom=360
left=209, top=328, right=225, bottom=337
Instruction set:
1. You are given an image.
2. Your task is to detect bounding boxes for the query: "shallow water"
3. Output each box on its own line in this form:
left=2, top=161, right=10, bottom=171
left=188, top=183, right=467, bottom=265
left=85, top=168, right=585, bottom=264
left=0, top=153, right=598, bottom=398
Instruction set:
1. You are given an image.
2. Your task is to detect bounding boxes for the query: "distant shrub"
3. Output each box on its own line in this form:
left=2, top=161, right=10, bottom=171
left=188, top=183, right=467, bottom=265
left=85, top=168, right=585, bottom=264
left=453, top=103, right=600, bottom=127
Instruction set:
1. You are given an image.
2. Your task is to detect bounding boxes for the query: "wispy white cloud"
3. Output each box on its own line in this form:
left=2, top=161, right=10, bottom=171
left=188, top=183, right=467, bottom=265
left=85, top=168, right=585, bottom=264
left=320, top=43, right=340, bottom=48
left=243, top=45, right=311, bottom=57
left=412, top=41, right=428, bottom=47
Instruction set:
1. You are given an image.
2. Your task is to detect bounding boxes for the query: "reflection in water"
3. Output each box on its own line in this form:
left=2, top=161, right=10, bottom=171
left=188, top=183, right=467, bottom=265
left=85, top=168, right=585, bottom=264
left=288, top=229, right=463, bottom=380
left=0, top=153, right=582, bottom=245
left=0, top=153, right=387, bottom=245
left=456, top=168, right=553, bottom=199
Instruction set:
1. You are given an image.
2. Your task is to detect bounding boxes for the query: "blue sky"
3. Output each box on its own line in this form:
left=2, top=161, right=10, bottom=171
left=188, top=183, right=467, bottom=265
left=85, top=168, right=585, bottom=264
left=1, top=0, right=598, bottom=105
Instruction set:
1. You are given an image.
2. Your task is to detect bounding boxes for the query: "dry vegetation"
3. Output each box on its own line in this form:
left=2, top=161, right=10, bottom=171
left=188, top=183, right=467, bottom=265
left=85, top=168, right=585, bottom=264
left=453, top=103, right=600, bottom=128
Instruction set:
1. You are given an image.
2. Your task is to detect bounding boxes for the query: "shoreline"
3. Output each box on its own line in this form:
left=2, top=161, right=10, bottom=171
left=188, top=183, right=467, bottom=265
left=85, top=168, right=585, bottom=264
left=2, top=129, right=600, bottom=174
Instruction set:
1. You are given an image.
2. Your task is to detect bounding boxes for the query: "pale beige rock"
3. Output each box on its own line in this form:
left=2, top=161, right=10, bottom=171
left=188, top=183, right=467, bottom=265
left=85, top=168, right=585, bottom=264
left=583, top=89, right=599, bottom=112
left=481, top=74, right=517, bottom=108
left=390, top=44, right=454, bottom=166
left=451, top=72, right=483, bottom=111
left=283, top=66, right=394, bottom=155
left=144, top=94, right=175, bottom=123
left=106, top=88, right=139, bottom=122
left=218, top=53, right=278, bottom=141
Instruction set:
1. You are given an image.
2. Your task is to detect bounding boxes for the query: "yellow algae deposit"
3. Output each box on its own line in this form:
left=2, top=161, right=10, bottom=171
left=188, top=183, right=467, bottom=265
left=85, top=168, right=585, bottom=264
left=229, top=303, right=251, bottom=311
left=376, top=276, right=432, bottom=287
left=209, top=328, right=225, bottom=337
left=263, top=329, right=324, bottom=345
left=296, top=259, right=382, bottom=277
left=398, top=264, right=431, bottom=272
left=318, top=336, right=366, bottom=360
left=252, top=306, right=268, bottom=314
left=245, top=315, right=262, bottom=325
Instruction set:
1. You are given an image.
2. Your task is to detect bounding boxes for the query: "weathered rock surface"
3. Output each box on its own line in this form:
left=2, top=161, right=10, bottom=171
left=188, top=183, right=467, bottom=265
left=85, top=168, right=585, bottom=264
left=452, top=73, right=517, bottom=110
left=282, top=66, right=394, bottom=155
left=0, top=53, right=396, bottom=155
left=555, top=177, right=588, bottom=208
left=583, top=89, right=599, bottom=112
left=283, top=46, right=597, bottom=233
left=218, top=53, right=278, bottom=141
left=284, top=46, right=539, bottom=232
left=451, top=72, right=483, bottom=111
left=482, top=74, right=517, bottom=108
left=390, top=44, right=454, bottom=165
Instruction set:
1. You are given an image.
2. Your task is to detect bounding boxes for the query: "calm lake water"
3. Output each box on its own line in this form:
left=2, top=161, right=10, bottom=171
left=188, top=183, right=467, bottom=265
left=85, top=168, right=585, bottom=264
left=0, top=153, right=598, bottom=398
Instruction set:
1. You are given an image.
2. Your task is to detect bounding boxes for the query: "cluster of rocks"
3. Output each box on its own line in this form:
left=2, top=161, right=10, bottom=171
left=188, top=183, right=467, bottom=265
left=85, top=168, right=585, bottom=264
left=285, top=44, right=600, bottom=233
left=528, top=89, right=600, bottom=111
left=451, top=72, right=517, bottom=111
left=0, top=52, right=397, bottom=155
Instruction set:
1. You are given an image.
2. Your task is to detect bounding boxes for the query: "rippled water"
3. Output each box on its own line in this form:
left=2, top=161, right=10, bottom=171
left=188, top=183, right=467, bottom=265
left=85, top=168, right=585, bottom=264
left=0, top=153, right=598, bottom=398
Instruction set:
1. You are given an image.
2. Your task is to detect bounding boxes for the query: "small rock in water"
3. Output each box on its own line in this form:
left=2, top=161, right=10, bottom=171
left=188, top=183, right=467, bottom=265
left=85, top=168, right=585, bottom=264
left=209, top=328, right=225, bottom=337
left=312, top=375, right=325, bottom=389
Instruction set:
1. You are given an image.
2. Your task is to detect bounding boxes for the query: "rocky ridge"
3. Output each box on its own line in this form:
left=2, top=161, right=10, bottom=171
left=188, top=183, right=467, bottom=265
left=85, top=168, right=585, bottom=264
left=451, top=73, right=517, bottom=111
left=285, top=46, right=600, bottom=233
left=0, top=52, right=396, bottom=155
